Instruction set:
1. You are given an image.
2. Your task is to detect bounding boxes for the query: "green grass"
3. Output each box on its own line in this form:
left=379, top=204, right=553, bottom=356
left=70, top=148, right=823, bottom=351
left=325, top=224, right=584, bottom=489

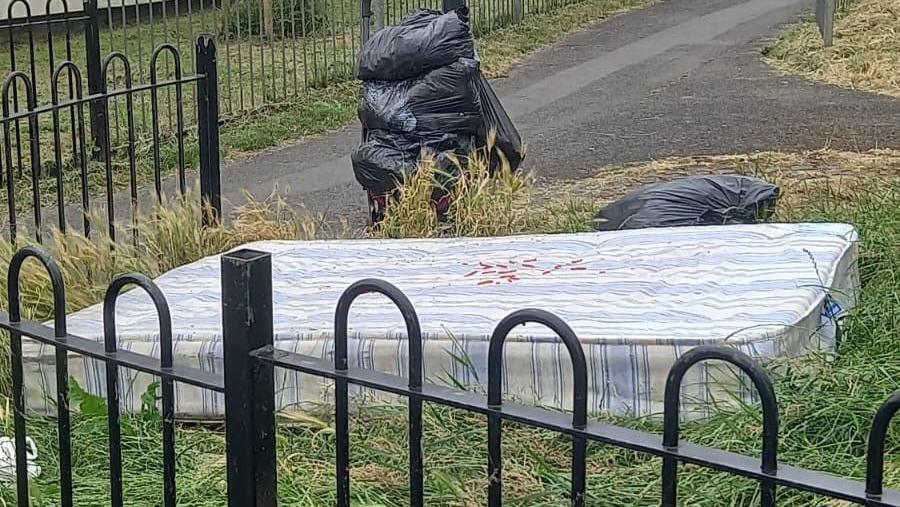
left=0, top=150, right=899, bottom=505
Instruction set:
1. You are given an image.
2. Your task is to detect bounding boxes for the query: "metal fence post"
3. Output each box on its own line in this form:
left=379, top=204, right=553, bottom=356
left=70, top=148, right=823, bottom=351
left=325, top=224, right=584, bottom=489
left=196, top=35, right=222, bottom=226
left=83, top=0, right=107, bottom=159
left=361, top=0, right=373, bottom=45
left=442, top=0, right=467, bottom=12
left=222, top=249, right=277, bottom=507
left=815, top=0, right=835, bottom=47
left=373, top=0, right=384, bottom=32
left=513, top=0, right=524, bottom=23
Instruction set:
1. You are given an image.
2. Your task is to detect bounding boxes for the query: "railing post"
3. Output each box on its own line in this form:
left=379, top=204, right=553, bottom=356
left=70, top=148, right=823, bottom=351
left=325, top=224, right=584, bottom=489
left=373, top=0, right=384, bottom=32
left=513, top=0, right=523, bottom=23
left=815, top=0, right=835, bottom=47
left=196, top=35, right=222, bottom=226
left=222, top=249, right=277, bottom=507
left=443, top=0, right=467, bottom=12
left=82, top=0, right=107, bottom=159
left=361, top=0, right=373, bottom=45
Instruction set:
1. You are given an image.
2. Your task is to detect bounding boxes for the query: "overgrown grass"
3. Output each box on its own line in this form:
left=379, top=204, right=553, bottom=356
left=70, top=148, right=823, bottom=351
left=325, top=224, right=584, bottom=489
left=0, top=149, right=898, bottom=505
left=763, top=0, right=900, bottom=98
left=375, top=146, right=594, bottom=239
left=375, top=151, right=537, bottom=238
left=0, top=190, right=322, bottom=323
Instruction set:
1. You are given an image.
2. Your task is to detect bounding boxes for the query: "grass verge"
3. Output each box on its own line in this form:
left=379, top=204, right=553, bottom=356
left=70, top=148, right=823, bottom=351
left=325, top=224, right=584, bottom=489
left=763, top=0, right=900, bottom=98
left=0, top=149, right=899, bottom=505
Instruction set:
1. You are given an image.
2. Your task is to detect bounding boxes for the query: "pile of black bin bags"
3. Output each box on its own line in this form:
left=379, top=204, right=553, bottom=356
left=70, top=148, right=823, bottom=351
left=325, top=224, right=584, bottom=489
left=351, top=8, right=523, bottom=207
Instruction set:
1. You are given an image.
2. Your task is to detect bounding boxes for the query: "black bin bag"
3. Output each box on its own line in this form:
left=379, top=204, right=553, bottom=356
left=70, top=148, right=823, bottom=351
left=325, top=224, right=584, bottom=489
left=353, top=6, right=524, bottom=206
left=475, top=72, right=524, bottom=172
left=351, top=134, right=418, bottom=195
left=357, top=9, right=475, bottom=82
left=596, top=175, right=780, bottom=231
left=352, top=130, right=474, bottom=195
left=358, top=58, right=482, bottom=135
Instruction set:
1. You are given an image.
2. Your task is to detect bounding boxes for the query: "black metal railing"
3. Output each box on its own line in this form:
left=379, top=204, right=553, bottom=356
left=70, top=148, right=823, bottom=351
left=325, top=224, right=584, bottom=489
left=3, top=0, right=106, bottom=153
left=5, top=0, right=580, bottom=147
left=2, top=245, right=224, bottom=506
left=0, top=35, right=221, bottom=244
left=3, top=246, right=900, bottom=505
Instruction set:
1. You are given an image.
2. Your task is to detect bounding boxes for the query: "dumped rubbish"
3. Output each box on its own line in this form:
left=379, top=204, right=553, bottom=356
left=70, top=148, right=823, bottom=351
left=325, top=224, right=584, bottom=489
left=358, top=58, right=482, bottom=135
left=352, top=8, right=523, bottom=222
left=475, top=72, right=524, bottom=171
left=0, top=436, right=41, bottom=481
left=596, top=175, right=780, bottom=230
left=356, top=10, right=475, bottom=82
left=352, top=130, right=474, bottom=195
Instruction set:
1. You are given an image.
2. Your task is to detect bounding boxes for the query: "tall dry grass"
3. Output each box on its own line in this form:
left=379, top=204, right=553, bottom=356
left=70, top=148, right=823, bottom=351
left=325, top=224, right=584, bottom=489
left=374, top=146, right=590, bottom=239
left=764, top=0, right=900, bottom=98
left=10, top=148, right=897, bottom=325
left=0, top=190, right=324, bottom=324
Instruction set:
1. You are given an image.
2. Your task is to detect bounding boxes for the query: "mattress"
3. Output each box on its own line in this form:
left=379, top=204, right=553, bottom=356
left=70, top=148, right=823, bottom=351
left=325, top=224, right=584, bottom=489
left=23, top=223, right=859, bottom=419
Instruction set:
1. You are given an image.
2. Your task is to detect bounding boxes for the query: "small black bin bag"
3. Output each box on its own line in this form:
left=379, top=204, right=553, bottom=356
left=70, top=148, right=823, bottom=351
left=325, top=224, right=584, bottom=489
left=596, top=175, right=780, bottom=230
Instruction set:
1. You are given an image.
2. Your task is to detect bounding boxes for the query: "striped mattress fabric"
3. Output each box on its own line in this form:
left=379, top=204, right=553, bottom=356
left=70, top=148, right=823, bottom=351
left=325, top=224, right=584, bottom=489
left=24, top=222, right=859, bottom=420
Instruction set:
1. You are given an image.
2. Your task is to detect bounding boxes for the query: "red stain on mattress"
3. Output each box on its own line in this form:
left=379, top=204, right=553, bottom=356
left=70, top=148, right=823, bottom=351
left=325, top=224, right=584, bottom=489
left=469, top=257, right=588, bottom=285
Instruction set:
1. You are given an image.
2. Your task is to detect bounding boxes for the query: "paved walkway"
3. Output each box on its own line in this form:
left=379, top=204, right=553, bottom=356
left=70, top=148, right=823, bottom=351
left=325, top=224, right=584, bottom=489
left=27, top=0, right=900, bottom=235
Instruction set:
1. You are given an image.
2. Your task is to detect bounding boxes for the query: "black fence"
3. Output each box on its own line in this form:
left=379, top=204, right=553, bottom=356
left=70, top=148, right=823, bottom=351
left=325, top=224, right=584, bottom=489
left=4, top=0, right=108, bottom=161
left=3, top=0, right=579, bottom=148
left=0, top=34, right=221, bottom=244
left=1, top=246, right=900, bottom=505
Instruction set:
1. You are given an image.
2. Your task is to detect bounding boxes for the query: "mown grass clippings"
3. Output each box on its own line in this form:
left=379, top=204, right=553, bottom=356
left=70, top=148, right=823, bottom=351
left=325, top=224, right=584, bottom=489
left=764, top=0, right=900, bottom=98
